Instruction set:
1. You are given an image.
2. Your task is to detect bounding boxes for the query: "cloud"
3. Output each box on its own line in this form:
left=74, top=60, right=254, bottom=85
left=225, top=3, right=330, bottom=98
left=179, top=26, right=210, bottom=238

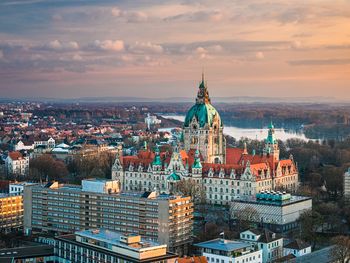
left=255, top=52, right=264, bottom=59
left=290, top=40, right=302, bottom=49
left=288, top=58, right=350, bottom=66
left=44, top=40, right=79, bottom=51
left=0, top=49, right=4, bottom=60
left=128, top=41, right=163, bottom=54
left=72, top=54, right=82, bottom=61
left=111, top=7, right=121, bottom=17
left=93, top=40, right=124, bottom=52
left=111, top=7, right=148, bottom=23
left=164, top=10, right=224, bottom=22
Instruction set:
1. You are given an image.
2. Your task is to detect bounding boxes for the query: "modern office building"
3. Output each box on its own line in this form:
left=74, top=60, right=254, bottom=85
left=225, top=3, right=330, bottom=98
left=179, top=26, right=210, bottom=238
left=55, top=229, right=178, bottom=263
left=230, top=191, right=312, bottom=233
left=0, top=193, right=23, bottom=232
left=195, top=238, right=262, bottom=263
left=24, top=179, right=193, bottom=254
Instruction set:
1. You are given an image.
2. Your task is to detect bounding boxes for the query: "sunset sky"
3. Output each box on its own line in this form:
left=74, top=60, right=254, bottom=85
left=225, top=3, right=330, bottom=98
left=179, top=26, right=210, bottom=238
left=0, top=0, right=349, bottom=100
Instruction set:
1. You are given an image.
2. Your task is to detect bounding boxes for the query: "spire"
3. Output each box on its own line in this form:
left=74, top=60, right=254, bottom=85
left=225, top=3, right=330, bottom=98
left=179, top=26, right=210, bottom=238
left=243, top=142, right=248, bottom=155
left=266, top=121, right=276, bottom=144
left=196, top=72, right=211, bottom=104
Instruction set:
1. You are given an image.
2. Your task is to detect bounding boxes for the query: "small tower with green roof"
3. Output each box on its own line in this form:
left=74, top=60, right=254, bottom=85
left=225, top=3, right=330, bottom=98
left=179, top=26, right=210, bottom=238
left=192, top=149, right=202, bottom=176
left=152, top=145, right=162, bottom=170
left=264, top=121, right=280, bottom=161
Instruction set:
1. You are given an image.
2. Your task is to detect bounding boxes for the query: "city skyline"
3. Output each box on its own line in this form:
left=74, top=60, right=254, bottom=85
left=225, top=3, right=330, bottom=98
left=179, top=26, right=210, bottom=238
left=0, top=0, right=350, bottom=100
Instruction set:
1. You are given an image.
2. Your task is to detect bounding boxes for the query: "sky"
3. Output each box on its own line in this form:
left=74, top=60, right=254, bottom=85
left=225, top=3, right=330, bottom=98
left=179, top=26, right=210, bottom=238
left=0, top=0, right=349, bottom=100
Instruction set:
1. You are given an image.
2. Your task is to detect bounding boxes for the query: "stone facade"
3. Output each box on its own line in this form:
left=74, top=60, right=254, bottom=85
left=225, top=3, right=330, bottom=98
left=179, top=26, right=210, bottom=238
left=183, top=74, right=226, bottom=164
left=112, top=75, right=299, bottom=205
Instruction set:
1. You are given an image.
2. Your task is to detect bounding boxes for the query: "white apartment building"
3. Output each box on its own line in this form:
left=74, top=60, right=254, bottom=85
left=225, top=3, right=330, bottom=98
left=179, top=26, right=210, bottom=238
left=240, top=229, right=283, bottom=263
left=195, top=239, right=262, bottom=263
left=5, top=151, right=29, bottom=176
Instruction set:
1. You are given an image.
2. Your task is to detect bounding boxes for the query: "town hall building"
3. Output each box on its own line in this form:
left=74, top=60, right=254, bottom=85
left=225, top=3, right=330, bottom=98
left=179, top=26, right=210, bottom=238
left=112, top=75, right=299, bottom=205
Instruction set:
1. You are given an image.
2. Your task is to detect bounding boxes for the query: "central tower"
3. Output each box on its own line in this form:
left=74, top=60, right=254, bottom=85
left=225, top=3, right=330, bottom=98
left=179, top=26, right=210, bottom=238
left=183, top=74, right=226, bottom=163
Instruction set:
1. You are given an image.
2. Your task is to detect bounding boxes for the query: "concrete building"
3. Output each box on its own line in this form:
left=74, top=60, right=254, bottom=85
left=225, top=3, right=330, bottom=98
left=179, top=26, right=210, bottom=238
left=344, top=168, right=350, bottom=201
left=240, top=229, right=283, bottom=263
left=0, top=193, right=23, bottom=232
left=230, top=191, right=312, bottom=233
left=5, top=151, right=29, bottom=176
left=55, top=229, right=177, bottom=263
left=23, top=179, right=193, bottom=255
left=195, top=238, right=262, bottom=263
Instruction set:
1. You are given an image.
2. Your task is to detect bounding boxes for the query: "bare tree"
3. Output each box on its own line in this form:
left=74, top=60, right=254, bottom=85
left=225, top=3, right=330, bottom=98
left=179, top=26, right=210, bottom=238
left=331, top=236, right=350, bottom=263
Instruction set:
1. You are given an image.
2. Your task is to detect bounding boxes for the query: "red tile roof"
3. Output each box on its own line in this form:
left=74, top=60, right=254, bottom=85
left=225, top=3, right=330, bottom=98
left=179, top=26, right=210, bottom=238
left=8, top=151, right=23, bottom=161
left=177, top=256, right=208, bottom=263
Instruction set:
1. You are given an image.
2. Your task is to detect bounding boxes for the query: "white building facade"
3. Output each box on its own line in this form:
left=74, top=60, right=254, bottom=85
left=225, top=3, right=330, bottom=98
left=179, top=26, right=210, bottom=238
left=195, top=238, right=262, bottom=263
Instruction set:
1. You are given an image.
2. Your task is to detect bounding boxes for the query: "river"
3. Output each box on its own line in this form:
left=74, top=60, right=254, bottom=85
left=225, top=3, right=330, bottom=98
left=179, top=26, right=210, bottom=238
left=160, top=114, right=310, bottom=141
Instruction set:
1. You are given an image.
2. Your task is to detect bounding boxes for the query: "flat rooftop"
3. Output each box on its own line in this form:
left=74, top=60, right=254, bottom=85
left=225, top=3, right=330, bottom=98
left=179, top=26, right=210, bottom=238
left=234, top=195, right=311, bottom=206
left=76, top=229, right=164, bottom=251
left=195, top=239, right=250, bottom=252
left=0, top=245, right=54, bottom=261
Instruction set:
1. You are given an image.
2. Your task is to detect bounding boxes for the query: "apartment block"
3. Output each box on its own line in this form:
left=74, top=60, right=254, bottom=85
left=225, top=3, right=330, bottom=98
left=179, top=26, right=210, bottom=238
left=0, top=193, right=23, bottom=232
left=24, top=179, right=193, bottom=255
left=55, top=229, right=177, bottom=263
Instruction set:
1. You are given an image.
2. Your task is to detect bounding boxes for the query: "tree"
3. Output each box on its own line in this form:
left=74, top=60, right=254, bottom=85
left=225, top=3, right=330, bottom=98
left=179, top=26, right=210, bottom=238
left=299, top=210, right=323, bottom=249
left=331, top=236, right=350, bottom=263
left=322, top=166, right=343, bottom=199
left=30, top=155, right=68, bottom=182
left=177, top=179, right=206, bottom=204
left=231, top=206, right=260, bottom=232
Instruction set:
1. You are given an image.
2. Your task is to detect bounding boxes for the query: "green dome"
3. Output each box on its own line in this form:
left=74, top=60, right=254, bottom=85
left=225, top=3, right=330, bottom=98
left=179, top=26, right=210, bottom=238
left=167, top=172, right=181, bottom=181
left=184, top=103, right=221, bottom=128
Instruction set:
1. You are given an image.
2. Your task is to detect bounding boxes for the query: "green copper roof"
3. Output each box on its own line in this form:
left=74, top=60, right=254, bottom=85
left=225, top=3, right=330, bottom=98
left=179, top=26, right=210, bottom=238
left=192, top=149, right=202, bottom=169
left=167, top=172, right=181, bottom=181
left=266, top=122, right=277, bottom=144
left=152, top=146, right=162, bottom=166
left=184, top=103, right=221, bottom=128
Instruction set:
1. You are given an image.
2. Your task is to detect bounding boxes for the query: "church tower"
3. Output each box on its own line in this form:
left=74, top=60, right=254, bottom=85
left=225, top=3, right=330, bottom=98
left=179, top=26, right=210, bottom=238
left=183, top=74, right=226, bottom=164
left=263, top=121, right=280, bottom=162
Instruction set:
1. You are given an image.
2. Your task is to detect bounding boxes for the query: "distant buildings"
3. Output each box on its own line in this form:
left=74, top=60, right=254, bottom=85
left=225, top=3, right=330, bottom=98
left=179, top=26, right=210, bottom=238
left=5, top=151, right=29, bottom=176
left=145, top=113, right=161, bottom=129
left=230, top=191, right=312, bottom=233
left=55, top=229, right=178, bottom=263
left=24, top=179, right=193, bottom=255
left=195, top=238, right=262, bottom=263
